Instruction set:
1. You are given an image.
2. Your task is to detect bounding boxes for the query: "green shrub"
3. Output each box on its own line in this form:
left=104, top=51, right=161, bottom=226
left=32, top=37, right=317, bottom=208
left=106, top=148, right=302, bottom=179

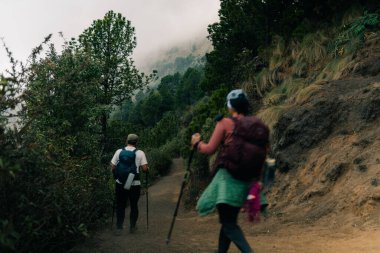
left=160, top=138, right=182, bottom=158
left=139, top=112, right=181, bottom=149
left=332, top=12, right=379, bottom=57
left=1, top=101, right=112, bottom=253
left=146, top=148, right=172, bottom=177
left=0, top=140, right=112, bottom=252
left=0, top=220, right=19, bottom=252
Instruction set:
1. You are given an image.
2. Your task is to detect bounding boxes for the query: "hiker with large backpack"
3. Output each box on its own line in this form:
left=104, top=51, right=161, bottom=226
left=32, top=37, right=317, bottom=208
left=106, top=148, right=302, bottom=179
left=191, top=89, right=269, bottom=253
left=110, top=134, right=148, bottom=235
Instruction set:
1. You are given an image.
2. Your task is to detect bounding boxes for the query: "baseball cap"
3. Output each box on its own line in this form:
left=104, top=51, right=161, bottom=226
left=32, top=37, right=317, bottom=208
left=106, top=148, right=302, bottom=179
left=127, top=134, right=139, bottom=142
left=226, top=89, right=248, bottom=109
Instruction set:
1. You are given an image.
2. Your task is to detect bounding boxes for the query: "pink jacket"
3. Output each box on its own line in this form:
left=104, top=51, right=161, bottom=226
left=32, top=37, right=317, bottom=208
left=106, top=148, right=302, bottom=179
left=244, top=182, right=261, bottom=223
left=197, top=116, right=242, bottom=155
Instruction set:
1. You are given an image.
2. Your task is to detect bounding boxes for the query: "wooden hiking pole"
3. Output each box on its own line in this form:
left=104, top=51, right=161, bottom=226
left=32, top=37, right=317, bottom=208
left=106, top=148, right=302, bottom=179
left=146, top=170, right=149, bottom=230
left=166, top=149, right=195, bottom=245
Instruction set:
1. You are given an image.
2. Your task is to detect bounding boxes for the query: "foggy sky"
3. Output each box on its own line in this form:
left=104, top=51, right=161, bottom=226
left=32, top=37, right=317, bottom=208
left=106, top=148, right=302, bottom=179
left=0, top=0, right=220, bottom=73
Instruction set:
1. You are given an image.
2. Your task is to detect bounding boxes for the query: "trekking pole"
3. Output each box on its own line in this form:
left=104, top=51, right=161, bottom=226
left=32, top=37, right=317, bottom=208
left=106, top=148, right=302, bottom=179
left=111, top=185, right=116, bottom=229
left=110, top=167, right=117, bottom=229
left=166, top=148, right=195, bottom=245
left=146, top=170, right=149, bottom=230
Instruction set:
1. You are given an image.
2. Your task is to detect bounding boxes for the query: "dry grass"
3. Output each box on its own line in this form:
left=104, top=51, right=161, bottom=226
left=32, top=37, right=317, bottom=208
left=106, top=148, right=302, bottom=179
left=263, top=93, right=287, bottom=106
left=241, top=68, right=278, bottom=99
left=317, top=55, right=355, bottom=81
left=291, top=83, right=325, bottom=105
left=251, top=67, right=282, bottom=97
left=243, top=11, right=375, bottom=124
left=365, top=31, right=380, bottom=47
left=255, top=32, right=330, bottom=98
left=281, top=77, right=307, bottom=97
left=241, top=80, right=257, bottom=100
left=298, top=32, right=329, bottom=65
left=257, top=105, right=290, bottom=130
left=291, top=58, right=308, bottom=77
left=269, top=36, right=286, bottom=69
left=262, top=77, right=306, bottom=106
left=288, top=33, right=330, bottom=81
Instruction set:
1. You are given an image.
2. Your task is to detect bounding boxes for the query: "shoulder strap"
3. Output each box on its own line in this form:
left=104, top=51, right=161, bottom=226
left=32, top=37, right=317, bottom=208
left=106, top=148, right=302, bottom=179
left=121, top=147, right=137, bottom=153
left=230, top=116, right=238, bottom=122
left=229, top=116, right=239, bottom=133
left=118, top=148, right=125, bottom=160
left=215, top=114, right=224, bottom=122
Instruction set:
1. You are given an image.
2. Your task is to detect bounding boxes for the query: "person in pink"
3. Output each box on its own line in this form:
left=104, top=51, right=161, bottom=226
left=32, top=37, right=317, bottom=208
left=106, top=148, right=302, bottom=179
left=243, top=182, right=262, bottom=223
left=192, top=89, right=254, bottom=253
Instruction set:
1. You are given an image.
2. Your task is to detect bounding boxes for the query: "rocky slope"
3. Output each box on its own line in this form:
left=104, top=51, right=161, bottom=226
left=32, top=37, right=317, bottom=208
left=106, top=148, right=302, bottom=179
left=270, top=48, right=380, bottom=223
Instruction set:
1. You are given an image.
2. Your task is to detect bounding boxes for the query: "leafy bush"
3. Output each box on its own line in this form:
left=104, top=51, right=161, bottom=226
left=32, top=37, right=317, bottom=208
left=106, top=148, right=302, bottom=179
left=146, top=148, right=172, bottom=177
left=139, top=112, right=181, bottom=149
left=0, top=219, right=19, bottom=252
left=0, top=128, right=113, bottom=253
left=0, top=12, right=146, bottom=251
left=332, top=12, right=379, bottom=56
left=160, top=138, right=182, bottom=158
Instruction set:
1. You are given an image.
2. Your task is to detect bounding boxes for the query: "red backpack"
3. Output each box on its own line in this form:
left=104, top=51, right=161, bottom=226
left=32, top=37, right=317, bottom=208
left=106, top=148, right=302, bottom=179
left=214, top=116, right=269, bottom=182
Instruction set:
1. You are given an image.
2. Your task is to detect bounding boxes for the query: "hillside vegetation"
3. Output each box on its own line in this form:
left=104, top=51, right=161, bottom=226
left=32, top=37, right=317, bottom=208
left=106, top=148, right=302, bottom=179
left=1, top=1, right=380, bottom=252
left=140, top=37, right=212, bottom=78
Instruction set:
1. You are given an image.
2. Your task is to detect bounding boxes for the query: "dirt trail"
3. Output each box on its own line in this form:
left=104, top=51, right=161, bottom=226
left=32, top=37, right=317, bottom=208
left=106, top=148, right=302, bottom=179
left=72, top=159, right=380, bottom=253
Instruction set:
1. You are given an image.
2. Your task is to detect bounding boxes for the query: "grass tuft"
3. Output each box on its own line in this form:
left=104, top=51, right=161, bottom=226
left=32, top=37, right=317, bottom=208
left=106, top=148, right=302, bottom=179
left=317, top=55, right=355, bottom=81
left=257, top=105, right=290, bottom=130
left=292, top=83, right=324, bottom=105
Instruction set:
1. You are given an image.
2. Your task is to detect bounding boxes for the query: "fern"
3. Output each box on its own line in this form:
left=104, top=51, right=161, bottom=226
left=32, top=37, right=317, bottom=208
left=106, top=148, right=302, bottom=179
left=332, top=12, right=379, bottom=57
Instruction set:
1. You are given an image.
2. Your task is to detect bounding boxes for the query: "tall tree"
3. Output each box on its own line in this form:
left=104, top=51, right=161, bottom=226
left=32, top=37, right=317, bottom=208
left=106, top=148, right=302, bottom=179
left=140, top=91, right=165, bottom=127
left=203, top=0, right=268, bottom=91
left=79, top=11, right=154, bottom=151
left=176, top=68, right=203, bottom=107
left=24, top=44, right=101, bottom=157
left=157, top=73, right=181, bottom=111
left=0, top=75, right=19, bottom=124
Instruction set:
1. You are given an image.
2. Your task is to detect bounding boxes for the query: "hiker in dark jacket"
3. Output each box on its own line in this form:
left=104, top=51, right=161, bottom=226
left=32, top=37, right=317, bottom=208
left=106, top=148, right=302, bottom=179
left=111, top=134, right=148, bottom=235
left=191, top=89, right=255, bottom=253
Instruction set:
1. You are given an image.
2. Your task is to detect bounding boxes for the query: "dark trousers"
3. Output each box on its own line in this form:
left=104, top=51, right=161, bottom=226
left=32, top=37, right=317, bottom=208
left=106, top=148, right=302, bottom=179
left=115, top=183, right=141, bottom=229
left=217, top=204, right=252, bottom=253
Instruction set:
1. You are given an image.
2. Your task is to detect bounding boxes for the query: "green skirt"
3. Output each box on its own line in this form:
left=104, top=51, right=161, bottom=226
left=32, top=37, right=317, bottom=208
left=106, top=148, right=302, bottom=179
left=197, top=168, right=250, bottom=216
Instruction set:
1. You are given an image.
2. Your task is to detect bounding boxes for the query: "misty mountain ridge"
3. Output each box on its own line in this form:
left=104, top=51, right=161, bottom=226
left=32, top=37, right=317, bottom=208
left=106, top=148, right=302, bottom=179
left=139, top=36, right=212, bottom=79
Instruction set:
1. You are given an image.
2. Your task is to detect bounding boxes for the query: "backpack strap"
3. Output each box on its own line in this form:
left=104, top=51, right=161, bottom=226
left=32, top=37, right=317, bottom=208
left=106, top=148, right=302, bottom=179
left=229, top=116, right=239, bottom=123
left=229, top=116, right=239, bottom=134
left=215, top=114, right=224, bottom=122
left=132, top=149, right=139, bottom=175
left=120, top=147, right=137, bottom=152
left=118, top=147, right=126, bottom=159
left=118, top=147, right=137, bottom=160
